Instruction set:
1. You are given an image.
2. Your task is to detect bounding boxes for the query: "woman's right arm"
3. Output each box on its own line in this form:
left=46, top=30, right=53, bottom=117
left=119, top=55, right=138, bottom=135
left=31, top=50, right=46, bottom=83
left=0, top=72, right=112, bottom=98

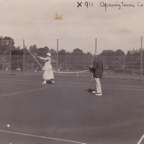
left=38, top=56, right=49, bottom=61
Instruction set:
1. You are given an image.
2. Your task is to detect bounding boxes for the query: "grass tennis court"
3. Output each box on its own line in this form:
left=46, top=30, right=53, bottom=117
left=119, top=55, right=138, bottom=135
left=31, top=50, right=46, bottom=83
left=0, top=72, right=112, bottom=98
left=0, top=73, right=144, bottom=144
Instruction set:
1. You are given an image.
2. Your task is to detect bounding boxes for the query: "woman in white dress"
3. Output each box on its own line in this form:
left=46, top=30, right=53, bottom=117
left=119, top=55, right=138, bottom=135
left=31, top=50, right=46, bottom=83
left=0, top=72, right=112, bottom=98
left=37, top=53, right=54, bottom=84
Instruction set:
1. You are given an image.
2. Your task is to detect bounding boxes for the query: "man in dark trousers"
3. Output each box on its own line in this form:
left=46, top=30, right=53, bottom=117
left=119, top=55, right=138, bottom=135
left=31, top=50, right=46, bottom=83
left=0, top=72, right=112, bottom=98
left=90, top=53, right=103, bottom=96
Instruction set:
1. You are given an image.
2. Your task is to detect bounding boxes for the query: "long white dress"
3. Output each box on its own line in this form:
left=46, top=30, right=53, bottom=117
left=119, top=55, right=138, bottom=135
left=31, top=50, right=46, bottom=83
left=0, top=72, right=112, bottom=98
left=41, top=57, right=54, bottom=80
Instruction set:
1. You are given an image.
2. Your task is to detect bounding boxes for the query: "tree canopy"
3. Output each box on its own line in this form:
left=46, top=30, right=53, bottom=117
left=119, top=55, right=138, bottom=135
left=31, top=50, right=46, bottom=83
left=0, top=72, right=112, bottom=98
left=0, top=36, right=143, bottom=72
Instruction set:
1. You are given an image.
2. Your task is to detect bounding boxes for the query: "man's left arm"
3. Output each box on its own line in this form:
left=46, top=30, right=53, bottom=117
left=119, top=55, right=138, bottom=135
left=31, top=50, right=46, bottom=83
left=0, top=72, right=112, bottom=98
left=93, top=60, right=97, bottom=71
left=102, top=61, right=104, bottom=72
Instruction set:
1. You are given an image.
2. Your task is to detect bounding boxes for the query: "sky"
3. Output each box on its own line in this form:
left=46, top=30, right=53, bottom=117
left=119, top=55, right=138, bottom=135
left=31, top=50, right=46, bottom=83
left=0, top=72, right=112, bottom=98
left=0, top=0, right=144, bottom=54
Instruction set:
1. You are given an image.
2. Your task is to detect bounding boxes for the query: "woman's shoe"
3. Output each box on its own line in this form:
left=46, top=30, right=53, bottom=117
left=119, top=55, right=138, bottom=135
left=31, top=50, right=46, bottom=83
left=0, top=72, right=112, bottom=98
left=92, top=91, right=95, bottom=94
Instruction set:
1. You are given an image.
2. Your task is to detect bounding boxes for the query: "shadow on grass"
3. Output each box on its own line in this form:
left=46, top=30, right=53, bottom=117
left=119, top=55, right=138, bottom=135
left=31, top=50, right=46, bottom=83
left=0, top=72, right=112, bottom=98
left=86, top=88, right=95, bottom=94
left=46, top=80, right=54, bottom=84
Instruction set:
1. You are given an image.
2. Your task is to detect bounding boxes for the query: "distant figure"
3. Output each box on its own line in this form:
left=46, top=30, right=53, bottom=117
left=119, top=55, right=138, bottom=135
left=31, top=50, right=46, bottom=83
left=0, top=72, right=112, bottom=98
left=37, top=53, right=54, bottom=84
left=91, top=53, right=103, bottom=96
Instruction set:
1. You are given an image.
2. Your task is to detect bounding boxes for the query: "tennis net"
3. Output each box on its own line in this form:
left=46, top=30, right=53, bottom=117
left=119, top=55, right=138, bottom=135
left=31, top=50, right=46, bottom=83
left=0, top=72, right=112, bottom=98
left=0, top=68, right=142, bottom=80
left=0, top=69, right=91, bottom=78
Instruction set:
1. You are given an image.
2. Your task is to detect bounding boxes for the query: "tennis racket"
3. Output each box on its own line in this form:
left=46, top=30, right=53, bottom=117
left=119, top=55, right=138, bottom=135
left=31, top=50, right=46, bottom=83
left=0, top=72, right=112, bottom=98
left=33, top=53, right=38, bottom=58
left=91, top=73, right=93, bottom=82
left=89, top=65, right=94, bottom=82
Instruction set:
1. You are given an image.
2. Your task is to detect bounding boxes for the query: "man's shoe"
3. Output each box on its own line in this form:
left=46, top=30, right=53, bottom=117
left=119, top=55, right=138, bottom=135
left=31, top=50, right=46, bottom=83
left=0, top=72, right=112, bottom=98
left=96, top=93, right=102, bottom=96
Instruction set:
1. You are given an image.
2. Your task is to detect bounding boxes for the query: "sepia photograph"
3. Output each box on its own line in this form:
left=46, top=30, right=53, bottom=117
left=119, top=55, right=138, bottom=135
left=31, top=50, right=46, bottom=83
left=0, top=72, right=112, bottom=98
left=0, top=0, right=144, bottom=144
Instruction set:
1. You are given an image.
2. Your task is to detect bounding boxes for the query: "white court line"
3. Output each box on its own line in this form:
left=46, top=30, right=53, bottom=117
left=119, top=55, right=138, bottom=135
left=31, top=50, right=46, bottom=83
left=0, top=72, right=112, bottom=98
left=137, top=134, right=144, bottom=144
left=0, top=129, right=86, bottom=144
left=60, top=84, right=144, bottom=92
left=103, top=87, right=144, bottom=92
left=0, top=85, right=59, bottom=98
left=1, top=82, right=143, bottom=100
left=56, top=81, right=144, bottom=89
left=0, top=81, right=44, bottom=85
left=59, top=82, right=144, bottom=89
left=0, top=80, right=144, bottom=92
left=56, top=82, right=144, bottom=89
left=0, top=93, right=7, bottom=96
left=0, top=78, right=143, bottom=89
left=0, top=79, right=41, bottom=83
left=0, top=79, right=144, bottom=92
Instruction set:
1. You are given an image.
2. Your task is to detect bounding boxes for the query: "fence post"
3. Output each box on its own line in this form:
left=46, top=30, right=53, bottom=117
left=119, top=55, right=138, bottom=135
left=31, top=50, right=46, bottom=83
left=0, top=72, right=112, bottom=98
left=95, top=38, right=97, bottom=53
left=140, top=37, right=143, bottom=81
left=103, top=56, right=105, bottom=72
left=23, top=39, right=25, bottom=71
left=84, top=54, right=85, bottom=69
left=10, top=44, right=11, bottom=74
left=2, top=58, right=4, bottom=70
left=66, top=54, right=67, bottom=70
left=57, top=39, right=59, bottom=77
left=123, top=55, right=126, bottom=74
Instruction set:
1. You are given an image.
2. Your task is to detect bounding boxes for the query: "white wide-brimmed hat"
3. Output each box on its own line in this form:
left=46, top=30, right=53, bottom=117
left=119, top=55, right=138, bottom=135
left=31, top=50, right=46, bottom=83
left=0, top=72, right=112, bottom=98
left=46, top=53, right=51, bottom=57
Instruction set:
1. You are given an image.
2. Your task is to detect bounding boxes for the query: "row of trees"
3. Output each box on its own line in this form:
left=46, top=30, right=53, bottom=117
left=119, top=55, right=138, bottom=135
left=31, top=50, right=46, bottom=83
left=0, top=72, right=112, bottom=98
left=99, top=49, right=144, bottom=69
left=0, top=36, right=144, bottom=72
left=29, top=45, right=93, bottom=70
